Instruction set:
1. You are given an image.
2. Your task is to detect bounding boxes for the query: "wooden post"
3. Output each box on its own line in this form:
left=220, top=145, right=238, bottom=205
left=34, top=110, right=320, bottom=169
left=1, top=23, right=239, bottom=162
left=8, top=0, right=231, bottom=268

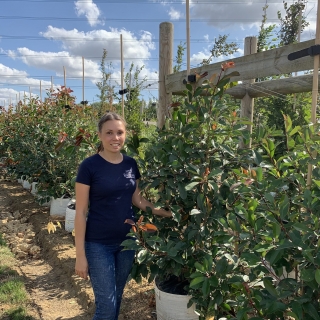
left=63, top=66, right=66, bottom=87
left=239, top=36, right=257, bottom=149
left=158, top=22, right=173, bottom=129
left=63, top=66, right=67, bottom=106
left=293, top=9, right=303, bottom=111
left=82, top=57, right=85, bottom=103
left=120, top=34, right=125, bottom=118
left=40, top=80, right=42, bottom=102
left=186, top=0, right=190, bottom=76
left=307, top=0, right=320, bottom=187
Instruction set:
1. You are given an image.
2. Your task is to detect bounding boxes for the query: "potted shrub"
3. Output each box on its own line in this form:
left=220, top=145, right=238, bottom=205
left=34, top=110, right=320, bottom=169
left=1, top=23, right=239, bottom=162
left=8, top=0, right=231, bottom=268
left=123, top=65, right=320, bottom=319
left=123, top=64, right=246, bottom=319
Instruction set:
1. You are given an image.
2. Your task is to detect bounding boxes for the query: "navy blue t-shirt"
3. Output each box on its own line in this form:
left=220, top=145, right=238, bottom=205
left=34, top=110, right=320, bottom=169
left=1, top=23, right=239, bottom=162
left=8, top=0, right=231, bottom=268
left=76, top=153, right=141, bottom=245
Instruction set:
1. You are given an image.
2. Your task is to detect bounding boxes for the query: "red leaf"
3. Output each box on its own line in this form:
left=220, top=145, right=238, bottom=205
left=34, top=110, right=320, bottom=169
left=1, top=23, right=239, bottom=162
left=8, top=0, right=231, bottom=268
left=140, top=223, right=158, bottom=233
left=124, top=219, right=135, bottom=226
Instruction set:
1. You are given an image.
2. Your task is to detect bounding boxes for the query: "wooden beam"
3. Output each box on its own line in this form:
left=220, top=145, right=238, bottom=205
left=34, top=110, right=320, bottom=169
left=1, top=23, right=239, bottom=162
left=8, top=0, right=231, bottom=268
left=166, top=39, right=316, bottom=94
left=226, top=73, right=320, bottom=99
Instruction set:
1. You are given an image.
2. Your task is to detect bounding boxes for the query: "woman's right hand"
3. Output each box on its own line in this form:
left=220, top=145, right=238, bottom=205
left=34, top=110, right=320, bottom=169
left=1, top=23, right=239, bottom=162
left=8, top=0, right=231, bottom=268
left=75, top=255, right=88, bottom=280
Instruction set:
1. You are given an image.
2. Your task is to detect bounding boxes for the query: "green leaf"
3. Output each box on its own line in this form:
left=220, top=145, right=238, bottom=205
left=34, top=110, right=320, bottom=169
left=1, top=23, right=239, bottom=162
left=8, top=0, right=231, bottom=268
left=266, top=249, right=282, bottom=265
left=190, top=272, right=204, bottom=279
left=137, top=249, right=148, bottom=263
left=315, top=269, right=320, bottom=285
left=303, top=303, right=320, bottom=320
left=132, top=134, right=140, bottom=149
left=215, top=257, right=228, bottom=274
left=178, top=183, right=187, bottom=200
left=292, top=222, right=310, bottom=232
left=272, top=222, right=281, bottom=239
left=190, top=209, right=201, bottom=215
left=190, top=276, right=206, bottom=288
left=195, top=262, right=206, bottom=272
left=241, top=252, right=260, bottom=265
left=300, top=268, right=314, bottom=282
left=291, top=303, right=303, bottom=320
left=279, top=195, right=289, bottom=220
left=284, top=114, right=292, bottom=132
left=209, top=275, right=218, bottom=287
left=255, top=167, right=263, bottom=182
left=263, top=278, right=277, bottom=297
left=253, top=150, right=263, bottom=165
left=185, top=182, right=200, bottom=191
left=178, top=112, right=187, bottom=125
left=202, top=278, right=210, bottom=297
left=289, top=126, right=301, bottom=136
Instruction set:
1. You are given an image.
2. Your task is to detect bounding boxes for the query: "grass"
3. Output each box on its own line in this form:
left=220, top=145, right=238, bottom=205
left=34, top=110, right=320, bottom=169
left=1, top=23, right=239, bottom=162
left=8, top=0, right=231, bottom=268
left=0, top=233, right=37, bottom=320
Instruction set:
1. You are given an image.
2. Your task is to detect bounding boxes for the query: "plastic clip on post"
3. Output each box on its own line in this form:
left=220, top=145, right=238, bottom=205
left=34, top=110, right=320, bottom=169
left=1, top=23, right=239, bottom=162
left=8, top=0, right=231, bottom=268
left=308, top=45, right=320, bottom=57
left=118, top=88, right=128, bottom=95
left=288, top=45, right=320, bottom=61
left=187, top=74, right=197, bottom=83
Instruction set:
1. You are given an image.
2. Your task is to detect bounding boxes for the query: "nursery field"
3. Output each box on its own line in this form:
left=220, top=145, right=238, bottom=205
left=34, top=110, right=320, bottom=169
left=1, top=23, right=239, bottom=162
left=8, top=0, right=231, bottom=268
left=0, top=177, right=156, bottom=320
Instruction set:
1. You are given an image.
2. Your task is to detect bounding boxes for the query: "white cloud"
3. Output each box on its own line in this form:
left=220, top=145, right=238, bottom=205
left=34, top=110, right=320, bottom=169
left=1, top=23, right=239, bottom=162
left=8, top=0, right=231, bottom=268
left=204, top=34, right=209, bottom=41
left=0, top=64, right=52, bottom=105
left=40, top=26, right=155, bottom=61
left=0, top=63, right=51, bottom=88
left=0, top=88, right=20, bottom=103
left=74, top=0, right=103, bottom=27
left=9, top=48, right=100, bottom=81
left=6, top=26, right=157, bottom=91
left=169, top=7, right=183, bottom=20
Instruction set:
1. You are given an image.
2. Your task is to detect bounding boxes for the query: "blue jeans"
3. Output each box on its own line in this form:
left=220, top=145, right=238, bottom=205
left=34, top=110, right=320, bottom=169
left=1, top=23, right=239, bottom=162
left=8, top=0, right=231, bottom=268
left=85, top=241, right=135, bottom=320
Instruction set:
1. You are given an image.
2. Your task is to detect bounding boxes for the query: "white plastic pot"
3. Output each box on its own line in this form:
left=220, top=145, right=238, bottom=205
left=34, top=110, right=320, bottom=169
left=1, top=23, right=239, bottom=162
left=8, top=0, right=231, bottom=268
left=23, top=180, right=31, bottom=190
left=154, top=282, right=199, bottom=320
left=65, top=199, right=76, bottom=232
left=50, top=195, right=71, bottom=216
left=31, top=182, right=38, bottom=195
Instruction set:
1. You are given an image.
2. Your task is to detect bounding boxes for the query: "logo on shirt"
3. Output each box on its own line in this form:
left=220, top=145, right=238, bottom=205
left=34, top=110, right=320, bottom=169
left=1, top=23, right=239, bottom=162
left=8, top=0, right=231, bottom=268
left=123, top=168, right=135, bottom=186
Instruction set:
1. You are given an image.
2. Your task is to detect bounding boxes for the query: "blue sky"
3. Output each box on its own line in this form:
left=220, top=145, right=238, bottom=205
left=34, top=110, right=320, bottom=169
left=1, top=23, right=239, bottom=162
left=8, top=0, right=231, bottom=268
left=0, top=0, right=317, bottom=107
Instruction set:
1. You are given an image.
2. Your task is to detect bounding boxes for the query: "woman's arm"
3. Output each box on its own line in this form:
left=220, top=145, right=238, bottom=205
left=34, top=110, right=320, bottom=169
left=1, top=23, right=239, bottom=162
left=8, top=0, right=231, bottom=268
left=74, top=182, right=90, bottom=279
left=132, top=180, right=172, bottom=218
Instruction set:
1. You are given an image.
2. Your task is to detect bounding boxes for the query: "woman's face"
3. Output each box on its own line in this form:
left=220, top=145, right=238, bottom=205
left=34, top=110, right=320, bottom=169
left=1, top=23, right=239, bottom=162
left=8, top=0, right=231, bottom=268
left=98, top=119, right=126, bottom=154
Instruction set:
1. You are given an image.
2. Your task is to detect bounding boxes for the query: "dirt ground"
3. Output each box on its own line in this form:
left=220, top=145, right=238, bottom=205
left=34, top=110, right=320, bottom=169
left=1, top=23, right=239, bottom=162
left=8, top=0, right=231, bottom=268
left=0, top=177, right=156, bottom=320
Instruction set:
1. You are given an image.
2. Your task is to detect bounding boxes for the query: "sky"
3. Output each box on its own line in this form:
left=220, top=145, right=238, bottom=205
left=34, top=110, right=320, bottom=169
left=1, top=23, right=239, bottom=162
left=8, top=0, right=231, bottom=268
left=0, top=0, right=318, bottom=108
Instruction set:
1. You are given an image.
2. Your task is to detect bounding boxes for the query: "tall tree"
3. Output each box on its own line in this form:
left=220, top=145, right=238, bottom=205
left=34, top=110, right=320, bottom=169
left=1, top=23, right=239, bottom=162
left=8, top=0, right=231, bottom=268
left=257, top=4, right=277, bottom=53
left=123, top=63, right=148, bottom=134
left=95, top=49, right=115, bottom=116
left=277, top=0, right=309, bottom=46
left=201, top=35, right=239, bottom=66
left=173, top=42, right=186, bottom=73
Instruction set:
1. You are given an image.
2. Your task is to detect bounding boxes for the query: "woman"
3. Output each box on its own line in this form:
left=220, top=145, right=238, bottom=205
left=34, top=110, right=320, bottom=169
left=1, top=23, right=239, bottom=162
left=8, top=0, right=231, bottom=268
left=74, top=112, right=171, bottom=320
